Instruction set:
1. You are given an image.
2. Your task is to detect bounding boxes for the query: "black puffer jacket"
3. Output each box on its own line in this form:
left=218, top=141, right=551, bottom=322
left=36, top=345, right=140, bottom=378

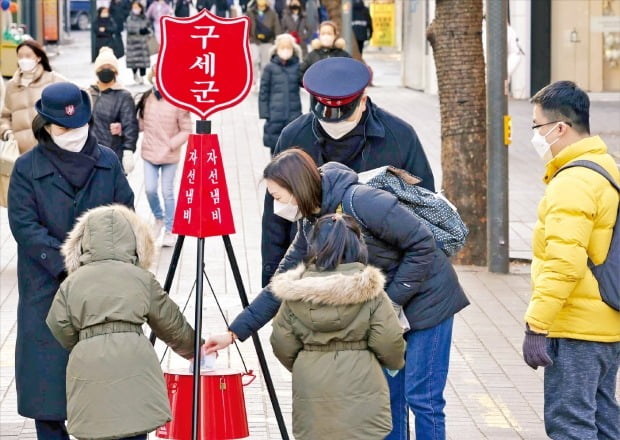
left=300, top=43, right=350, bottom=80
left=259, top=51, right=302, bottom=149
left=229, top=162, right=468, bottom=340
left=261, top=98, right=435, bottom=286
left=89, top=85, right=139, bottom=161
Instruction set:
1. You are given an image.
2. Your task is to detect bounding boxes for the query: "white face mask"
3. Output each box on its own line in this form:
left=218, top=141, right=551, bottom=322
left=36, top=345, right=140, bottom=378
left=318, top=118, right=358, bottom=139
left=531, top=123, right=560, bottom=163
left=319, top=34, right=335, bottom=47
left=274, top=196, right=302, bottom=222
left=51, top=124, right=90, bottom=153
left=18, top=58, right=38, bottom=72
left=277, top=48, right=293, bottom=60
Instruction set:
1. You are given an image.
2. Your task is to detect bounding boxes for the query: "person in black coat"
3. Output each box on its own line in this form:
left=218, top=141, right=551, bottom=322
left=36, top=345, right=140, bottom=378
left=259, top=33, right=302, bottom=155
left=109, top=0, right=131, bottom=32
left=88, top=47, right=139, bottom=174
left=94, top=7, right=124, bottom=59
left=351, top=0, right=372, bottom=55
left=205, top=150, right=469, bottom=440
left=174, top=0, right=193, bottom=16
left=7, top=82, right=134, bottom=440
left=261, top=57, right=435, bottom=288
left=299, top=20, right=350, bottom=80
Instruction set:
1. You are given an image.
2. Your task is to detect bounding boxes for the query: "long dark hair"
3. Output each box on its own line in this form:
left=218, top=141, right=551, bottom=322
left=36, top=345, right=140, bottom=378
left=16, top=40, right=52, bottom=72
left=263, top=149, right=322, bottom=218
left=306, top=214, right=368, bottom=271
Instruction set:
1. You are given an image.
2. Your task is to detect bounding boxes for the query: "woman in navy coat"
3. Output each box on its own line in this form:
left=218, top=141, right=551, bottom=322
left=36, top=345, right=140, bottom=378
left=7, top=82, right=134, bottom=440
left=206, top=149, right=469, bottom=440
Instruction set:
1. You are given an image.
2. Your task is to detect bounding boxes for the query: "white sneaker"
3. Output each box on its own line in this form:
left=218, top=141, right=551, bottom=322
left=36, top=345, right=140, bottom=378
left=152, top=219, right=164, bottom=238
left=162, top=231, right=176, bottom=247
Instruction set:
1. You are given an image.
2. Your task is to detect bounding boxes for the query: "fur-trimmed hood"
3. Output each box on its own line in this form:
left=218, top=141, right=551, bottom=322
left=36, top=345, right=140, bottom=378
left=62, top=204, right=154, bottom=273
left=310, top=36, right=346, bottom=51
left=271, top=262, right=386, bottom=306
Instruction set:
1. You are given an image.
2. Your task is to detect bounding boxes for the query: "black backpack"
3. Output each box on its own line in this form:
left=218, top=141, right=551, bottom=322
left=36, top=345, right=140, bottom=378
left=554, top=160, right=620, bottom=311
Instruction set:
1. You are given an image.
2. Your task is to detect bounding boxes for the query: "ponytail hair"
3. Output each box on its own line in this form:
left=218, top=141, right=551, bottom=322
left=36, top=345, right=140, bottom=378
left=306, top=213, right=368, bottom=271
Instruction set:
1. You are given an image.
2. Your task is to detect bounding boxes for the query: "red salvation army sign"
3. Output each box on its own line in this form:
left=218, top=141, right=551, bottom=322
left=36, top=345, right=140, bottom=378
left=172, top=134, right=235, bottom=238
left=156, top=9, right=252, bottom=120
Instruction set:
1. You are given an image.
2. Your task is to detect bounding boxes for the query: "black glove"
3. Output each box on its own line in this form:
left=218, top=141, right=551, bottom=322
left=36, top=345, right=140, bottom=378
left=139, top=27, right=150, bottom=35
left=522, top=324, right=553, bottom=370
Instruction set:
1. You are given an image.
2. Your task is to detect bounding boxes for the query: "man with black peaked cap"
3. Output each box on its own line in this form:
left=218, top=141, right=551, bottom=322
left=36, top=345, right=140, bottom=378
left=262, top=57, right=435, bottom=440
left=7, top=82, right=134, bottom=440
left=262, top=57, right=435, bottom=286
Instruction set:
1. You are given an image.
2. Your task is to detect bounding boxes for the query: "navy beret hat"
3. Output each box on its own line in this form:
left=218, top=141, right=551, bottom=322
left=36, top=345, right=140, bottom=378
left=303, top=57, right=371, bottom=104
left=35, top=82, right=92, bottom=129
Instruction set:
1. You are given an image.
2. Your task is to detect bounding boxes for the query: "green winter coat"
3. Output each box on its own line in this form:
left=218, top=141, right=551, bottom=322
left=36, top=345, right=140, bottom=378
left=46, top=205, right=196, bottom=440
left=270, top=263, right=405, bottom=440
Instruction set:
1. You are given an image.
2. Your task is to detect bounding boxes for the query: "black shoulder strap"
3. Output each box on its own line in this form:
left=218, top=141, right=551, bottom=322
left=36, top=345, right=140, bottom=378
left=554, top=160, right=620, bottom=193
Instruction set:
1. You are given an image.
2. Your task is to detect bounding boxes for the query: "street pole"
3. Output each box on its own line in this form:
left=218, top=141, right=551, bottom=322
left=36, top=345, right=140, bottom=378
left=90, top=0, right=97, bottom=61
left=486, top=0, right=510, bottom=273
left=341, top=0, right=353, bottom=55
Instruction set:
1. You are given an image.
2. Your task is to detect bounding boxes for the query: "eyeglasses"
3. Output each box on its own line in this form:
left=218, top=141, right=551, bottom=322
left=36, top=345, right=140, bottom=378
left=531, top=120, right=572, bottom=130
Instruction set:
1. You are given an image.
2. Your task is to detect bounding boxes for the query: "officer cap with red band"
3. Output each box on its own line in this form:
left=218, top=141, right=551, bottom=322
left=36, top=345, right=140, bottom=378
left=303, top=58, right=371, bottom=121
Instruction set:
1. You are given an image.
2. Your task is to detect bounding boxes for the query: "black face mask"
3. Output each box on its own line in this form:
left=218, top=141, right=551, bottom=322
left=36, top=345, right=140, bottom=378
left=290, top=5, right=300, bottom=11
left=97, top=68, right=116, bottom=83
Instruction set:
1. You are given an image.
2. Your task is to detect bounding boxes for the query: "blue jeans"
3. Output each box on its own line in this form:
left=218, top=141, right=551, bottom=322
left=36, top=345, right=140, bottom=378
left=144, top=160, right=178, bottom=232
left=544, top=338, right=620, bottom=440
left=385, top=316, right=454, bottom=440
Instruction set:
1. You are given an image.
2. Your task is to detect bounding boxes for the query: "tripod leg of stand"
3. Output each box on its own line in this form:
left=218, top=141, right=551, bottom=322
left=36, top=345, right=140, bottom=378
left=191, top=238, right=205, bottom=440
left=150, top=235, right=186, bottom=345
left=222, top=235, right=290, bottom=440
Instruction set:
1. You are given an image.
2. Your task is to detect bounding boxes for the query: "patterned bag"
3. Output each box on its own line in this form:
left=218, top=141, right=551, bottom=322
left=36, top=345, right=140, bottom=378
left=356, top=166, right=469, bottom=256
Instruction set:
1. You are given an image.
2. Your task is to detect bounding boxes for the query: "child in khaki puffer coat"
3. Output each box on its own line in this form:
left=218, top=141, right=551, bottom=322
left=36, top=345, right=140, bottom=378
left=46, top=204, right=205, bottom=440
left=270, top=213, right=405, bottom=440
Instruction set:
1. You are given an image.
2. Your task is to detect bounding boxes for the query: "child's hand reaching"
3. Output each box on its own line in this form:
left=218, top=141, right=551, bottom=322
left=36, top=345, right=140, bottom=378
left=204, top=331, right=236, bottom=354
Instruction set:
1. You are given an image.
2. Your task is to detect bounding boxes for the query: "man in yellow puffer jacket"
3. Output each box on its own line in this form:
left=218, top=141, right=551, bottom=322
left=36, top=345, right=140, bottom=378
left=522, top=80, right=620, bottom=440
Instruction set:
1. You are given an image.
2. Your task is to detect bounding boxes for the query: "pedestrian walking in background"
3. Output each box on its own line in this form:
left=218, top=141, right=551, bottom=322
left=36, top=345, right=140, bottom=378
left=522, top=80, right=620, bottom=440
left=0, top=40, right=65, bottom=154
left=94, top=6, right=124, bottom=59
left=7, top=82, right=134, bottom=440
left=125, top=1, right=152, bottom=85
left=300, top=21, right=350, bottom=79
left=280, top=0, right=313, bottom=59
left=46, top=204, right=203, bottom=440
left=136, top=67, right=192, bottom=246
left=174, top=0, right=193, bottom=16
left=270, top=212, right=405, bottom=439
left=146, top=0, right=173, bottom=44
left=259, top=33, right=302, bottom=155
left=247, top=0, right=281, bottom=86
left=88, top=47, right=139, bottom=174
left=207, top=148, right=469, bottom=440
left=110, top=0, right=132, bottom=31
left=351, top=0, right=372, bottom=55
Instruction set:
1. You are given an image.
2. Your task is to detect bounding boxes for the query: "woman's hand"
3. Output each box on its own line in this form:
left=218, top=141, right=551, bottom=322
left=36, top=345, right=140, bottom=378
left=204, top=331, right=236, bottom=354
left=110, top=122, right=122, bottom=135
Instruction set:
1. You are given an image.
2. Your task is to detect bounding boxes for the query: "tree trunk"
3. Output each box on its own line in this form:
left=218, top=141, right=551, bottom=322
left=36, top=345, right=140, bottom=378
left=427, top=0, right=487, bottom=265
left=321, top=0, right=362, bottom=60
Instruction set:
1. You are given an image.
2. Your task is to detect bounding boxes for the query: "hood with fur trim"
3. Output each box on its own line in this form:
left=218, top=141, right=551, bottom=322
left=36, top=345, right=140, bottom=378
left=62, top=204, right=154, bottom=273
left=311, top=37, right=346, bottom=51
left=271, top=262, right=385, bottom=306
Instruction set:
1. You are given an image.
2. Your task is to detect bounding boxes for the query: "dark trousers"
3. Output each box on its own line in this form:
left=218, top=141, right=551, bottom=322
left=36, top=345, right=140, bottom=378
left=132, top=67, right=147, bottom=76
left=357, top=39, right=366, bottom=55
left=34, top=420, right=69, bottom=440
left=544, top=338, right=620, bottom=440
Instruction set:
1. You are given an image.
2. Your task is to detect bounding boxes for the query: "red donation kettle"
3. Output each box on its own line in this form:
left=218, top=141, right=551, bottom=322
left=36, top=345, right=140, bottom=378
left=156, top=368, right=256, bottom=440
